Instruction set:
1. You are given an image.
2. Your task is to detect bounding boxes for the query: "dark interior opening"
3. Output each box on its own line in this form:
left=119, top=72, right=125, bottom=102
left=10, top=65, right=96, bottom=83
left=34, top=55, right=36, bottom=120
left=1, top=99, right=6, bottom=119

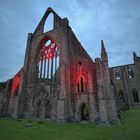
left=81, top=104, right=89, bottom=120
left=81, top=77, right=84, bottom=92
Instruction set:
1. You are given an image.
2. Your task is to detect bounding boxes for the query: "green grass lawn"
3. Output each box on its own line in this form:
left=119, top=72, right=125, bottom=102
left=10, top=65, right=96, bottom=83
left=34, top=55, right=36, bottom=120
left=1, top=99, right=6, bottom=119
left=0, top=109, right=140, bottom=140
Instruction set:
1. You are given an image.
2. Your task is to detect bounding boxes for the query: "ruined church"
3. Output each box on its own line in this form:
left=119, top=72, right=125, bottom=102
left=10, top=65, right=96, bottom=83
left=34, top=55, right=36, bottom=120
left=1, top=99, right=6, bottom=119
left=0, top=8, right=140, bottom=125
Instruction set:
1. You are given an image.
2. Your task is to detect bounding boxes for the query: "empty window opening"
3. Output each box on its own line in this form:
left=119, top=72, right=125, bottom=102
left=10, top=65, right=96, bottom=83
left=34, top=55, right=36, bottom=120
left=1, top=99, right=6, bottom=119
left=77, top=76, right=87, bottom=93
left=81, top=77, right=84, bottom=92
left=115, top=70, right=121, bottom=80
left=128, top=68, right=134, bottom=79
left=45, top=40, right=51, bottom=47
left=77, top=83, right=80, bottom=92
left=43, top=13, right=54, bottom=33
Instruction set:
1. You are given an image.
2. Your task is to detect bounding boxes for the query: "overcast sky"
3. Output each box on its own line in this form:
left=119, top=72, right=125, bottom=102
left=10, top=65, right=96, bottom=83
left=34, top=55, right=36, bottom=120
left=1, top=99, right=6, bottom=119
left=0, top=0, right=140, bottom=81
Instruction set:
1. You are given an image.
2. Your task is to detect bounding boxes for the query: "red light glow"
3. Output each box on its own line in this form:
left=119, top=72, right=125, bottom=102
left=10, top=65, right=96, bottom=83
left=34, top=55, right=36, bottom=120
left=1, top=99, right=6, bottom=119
left=11, top=69, right=22, bottom=97
left=38, top=35, right=60, bottom=61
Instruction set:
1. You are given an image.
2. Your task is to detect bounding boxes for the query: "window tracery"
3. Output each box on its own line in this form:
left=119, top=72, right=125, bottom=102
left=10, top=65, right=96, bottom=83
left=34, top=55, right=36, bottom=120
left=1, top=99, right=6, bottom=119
left=128, top=68, right=134, bottom=79
left=115, top=70, right=121, bottom=80
left=37, top=36, right=60, bottom=80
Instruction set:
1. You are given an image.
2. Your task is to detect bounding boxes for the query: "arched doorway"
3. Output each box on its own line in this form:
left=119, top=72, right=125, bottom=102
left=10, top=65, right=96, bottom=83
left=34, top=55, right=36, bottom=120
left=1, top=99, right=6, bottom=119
left=45, top=100, right=51, bottom=118
left=80, top=103, right=89, bottom=121
left=118, top=90, right=127, bottom=110
left=36, top=100, right=43, bottom=118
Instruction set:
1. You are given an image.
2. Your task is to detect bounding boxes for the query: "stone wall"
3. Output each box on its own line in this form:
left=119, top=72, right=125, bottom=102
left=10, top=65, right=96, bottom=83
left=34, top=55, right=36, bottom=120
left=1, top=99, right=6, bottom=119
left=110, top=53, right=140, bottom=110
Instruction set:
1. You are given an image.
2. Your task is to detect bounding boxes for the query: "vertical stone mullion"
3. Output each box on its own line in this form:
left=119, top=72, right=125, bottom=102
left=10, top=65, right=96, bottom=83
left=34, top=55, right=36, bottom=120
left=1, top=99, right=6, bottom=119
left=47, top=59, right=50, bottom=79
left=51, top=57, right=54, bottom=79
left=43, top=59, right=46, bottom=78
left=55, top=56, right=57, bottom=81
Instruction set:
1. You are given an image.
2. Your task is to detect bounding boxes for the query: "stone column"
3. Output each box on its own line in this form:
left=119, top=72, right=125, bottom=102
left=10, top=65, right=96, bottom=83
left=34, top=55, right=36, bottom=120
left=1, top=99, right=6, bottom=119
left=95, top=58, right=109, bottom=125
left=88, top=71, right=98, bottom=122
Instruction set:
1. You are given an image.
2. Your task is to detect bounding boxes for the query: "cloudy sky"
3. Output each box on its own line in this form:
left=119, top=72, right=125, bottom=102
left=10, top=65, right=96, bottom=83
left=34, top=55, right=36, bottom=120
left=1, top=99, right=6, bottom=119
left=0, top=0, right=140, bottom=81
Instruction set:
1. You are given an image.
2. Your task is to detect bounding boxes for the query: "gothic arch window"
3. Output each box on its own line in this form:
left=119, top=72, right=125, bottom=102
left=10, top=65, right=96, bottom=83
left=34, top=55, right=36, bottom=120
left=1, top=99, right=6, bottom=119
left=76, top=61, right=87, bottom=93
left=77, top=76, right=87, bottom=93
left=77, top=83, right=80, bottom=92
left=37, top=36, right=60, bottom=81
left=132, top=89, right=139, bottom=103
left=115, top=70, right=121, bottom=80
left=128, top=68, right=134, bottom=79
left=81, top=77, right=84, bottom=92
left=43, top=13, right=54, bottom=33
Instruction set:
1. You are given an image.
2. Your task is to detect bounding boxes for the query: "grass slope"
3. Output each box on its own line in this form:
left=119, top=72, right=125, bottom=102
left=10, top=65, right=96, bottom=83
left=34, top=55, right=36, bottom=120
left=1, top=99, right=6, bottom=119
left=0, top=109, right=140, bottom=140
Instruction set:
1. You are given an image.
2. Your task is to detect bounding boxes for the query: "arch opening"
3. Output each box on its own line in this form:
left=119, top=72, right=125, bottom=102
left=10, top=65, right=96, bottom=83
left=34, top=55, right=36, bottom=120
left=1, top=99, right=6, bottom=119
left=77, top=75, right=87, bottom=93
left=43, top=13, right=54, bottom=33
left=37, top=36, right=60, bottom=82
left=45, top=100, right=51, bottom=118
left=80, top=103, right=89, bottom=121
left=36, top=100, right=43, bottom=118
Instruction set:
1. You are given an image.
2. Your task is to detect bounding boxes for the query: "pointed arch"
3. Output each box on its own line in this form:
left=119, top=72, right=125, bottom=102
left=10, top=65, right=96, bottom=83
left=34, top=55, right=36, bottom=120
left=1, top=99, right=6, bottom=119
left=76, top=75, right=87, bottom=93
left=128, top=68, right=134, bottom=79
left=43, top=13, right=54, bottom=33
left=79, top=103, right=89, bottom=120
left=81, top=77, right=84, bottom=92
left=37, top=35, right=60, bottom=81
left=36, top=100, right=43, bottom=118
left=34, top=7, right=62, bottom=35
left=115, top=70, right=121, bottom=80
left=45, top=100, right=51, bottom=118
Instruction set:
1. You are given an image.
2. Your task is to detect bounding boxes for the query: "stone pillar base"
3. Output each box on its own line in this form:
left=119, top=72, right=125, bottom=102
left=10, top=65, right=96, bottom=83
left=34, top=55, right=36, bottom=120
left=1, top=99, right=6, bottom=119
left=57, top=99, right=66, bottom=123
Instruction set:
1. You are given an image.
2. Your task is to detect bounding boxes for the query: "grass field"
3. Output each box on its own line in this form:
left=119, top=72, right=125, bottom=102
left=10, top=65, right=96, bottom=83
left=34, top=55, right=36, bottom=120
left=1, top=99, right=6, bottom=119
left=0, top=109, right=140, bottom=140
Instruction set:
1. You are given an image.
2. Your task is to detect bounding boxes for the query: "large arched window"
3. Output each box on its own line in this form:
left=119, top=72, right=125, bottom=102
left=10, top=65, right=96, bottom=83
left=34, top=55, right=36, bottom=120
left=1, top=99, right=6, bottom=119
left=132, top=89, right=139, bottom=103
left=37, top=36, right=60, bottom=80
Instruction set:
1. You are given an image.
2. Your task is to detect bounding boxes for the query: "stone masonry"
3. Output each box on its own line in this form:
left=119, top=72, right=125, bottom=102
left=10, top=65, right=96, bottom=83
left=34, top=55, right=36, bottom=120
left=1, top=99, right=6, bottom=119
left=0, top=8, right=140, bottom=125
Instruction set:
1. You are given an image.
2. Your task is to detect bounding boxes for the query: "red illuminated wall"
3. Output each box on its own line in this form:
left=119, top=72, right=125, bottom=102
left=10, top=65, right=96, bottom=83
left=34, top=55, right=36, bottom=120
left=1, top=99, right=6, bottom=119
left=11, top=69, right=23, bottom=97
left=68, top=30, right=97, bottom=95
left=70, top=56, right=97, bottom=94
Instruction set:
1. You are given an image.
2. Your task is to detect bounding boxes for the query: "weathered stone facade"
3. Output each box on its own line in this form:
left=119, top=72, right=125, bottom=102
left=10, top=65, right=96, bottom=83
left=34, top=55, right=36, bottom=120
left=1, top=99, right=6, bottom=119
left=110, top=52, right=140, bottom=111
left=0, top=8, right=139, bottom=125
